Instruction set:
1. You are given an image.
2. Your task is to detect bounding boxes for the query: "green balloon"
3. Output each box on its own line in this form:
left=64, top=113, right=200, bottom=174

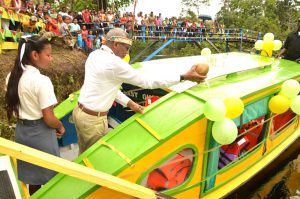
left=212, top=118, right=238, bottom=145
left=291, top=95, right=300, bottom=115
left=281, top=79, right=300, bottom=99
left=203, top=99, right=226, bottom=121
left=254, top=40, right=263, bottom=50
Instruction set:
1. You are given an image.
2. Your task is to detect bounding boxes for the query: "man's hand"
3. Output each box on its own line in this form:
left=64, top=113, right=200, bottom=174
left=127, top=100, right=144, bottom=114
left=274, top=53, right=281, bottom=58
left=181, top=65, right=207, bottom=83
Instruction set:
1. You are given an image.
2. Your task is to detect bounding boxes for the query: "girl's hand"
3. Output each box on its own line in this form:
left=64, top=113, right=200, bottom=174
left=56, top=125, right=65, bottom=138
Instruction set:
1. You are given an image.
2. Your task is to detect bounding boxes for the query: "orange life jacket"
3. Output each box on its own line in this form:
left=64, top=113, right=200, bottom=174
left=147, top=153, right=192, bottom=191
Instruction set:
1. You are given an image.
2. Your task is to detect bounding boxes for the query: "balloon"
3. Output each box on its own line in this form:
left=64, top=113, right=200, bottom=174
left=262, top=40, right=275, bottom=51
left=281, top=79, right=300, bottom=99
left=263, top=33, right=274, bottom=42
left=254, top=40, right=263, bottom=50
left=273, top=40, right=283, bottom=51
left=203, top=99, right=226, bottom=121
left=212, top=118, right=238, bottom=145
left=290, top=95, right=300, bottom=115
left=224, top=97, right=244, bottom=119
left=201, top=48, right=211, bottom=56
left=123, top=54, right=130, bottom=63
left=268, top=95, right=290, bottom=114
left=261, top=40, right=274, bottom=57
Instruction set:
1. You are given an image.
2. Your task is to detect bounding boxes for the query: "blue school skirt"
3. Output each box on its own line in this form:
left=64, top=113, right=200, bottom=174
left=16, top=118, right=60, bottom=185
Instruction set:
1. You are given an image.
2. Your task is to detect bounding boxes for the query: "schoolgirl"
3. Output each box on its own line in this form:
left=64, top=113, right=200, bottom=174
left=5, top=35, right=65, bottom=195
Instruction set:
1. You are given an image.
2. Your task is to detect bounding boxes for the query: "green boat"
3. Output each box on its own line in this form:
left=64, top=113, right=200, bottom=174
left=0, top=52, right=299, bottom=199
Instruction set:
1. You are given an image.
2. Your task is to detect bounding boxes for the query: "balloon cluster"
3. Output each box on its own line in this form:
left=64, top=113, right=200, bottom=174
left=254, top=33, right=282, bottom=57
left=203, top=97, right=244, bottom=145
left=269, top=79, right=300, bottom=114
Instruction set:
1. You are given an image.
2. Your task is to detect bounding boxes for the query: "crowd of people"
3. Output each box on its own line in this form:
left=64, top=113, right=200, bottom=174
left=0, top=0, right=226, bottom=52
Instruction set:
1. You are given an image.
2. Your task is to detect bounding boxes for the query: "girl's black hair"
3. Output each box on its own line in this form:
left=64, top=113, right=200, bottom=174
left=5, top=35, right=51, bottom=121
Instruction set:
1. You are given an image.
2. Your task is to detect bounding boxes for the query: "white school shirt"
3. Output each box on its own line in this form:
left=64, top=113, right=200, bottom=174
left=78, top=45, right=180, bottom=112
left=17, top=65, right=57, bottom=120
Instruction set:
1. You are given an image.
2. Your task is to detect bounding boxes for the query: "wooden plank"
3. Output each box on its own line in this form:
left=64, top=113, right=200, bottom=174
left=0, top=137, right=158, bottom=199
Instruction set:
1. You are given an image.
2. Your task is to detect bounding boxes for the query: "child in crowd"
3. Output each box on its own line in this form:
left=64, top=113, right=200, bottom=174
left=69, top=18, right=81, bottom=37
left=36, top=9, right=44, bottom=20
left=77, top=33, right=83, bottom=49
left=22, top=15, right=39, bottom=35
left=95, top=35, right=101, bottom=49
left=86, top=30, right=95, bottom=53
left=60, top=15, right=75, bottom=49
left=5, top=35, right=65, bottom=195
left=44, top=13, right=60, bottom=35
left=80, top=25, right=88, bottom=52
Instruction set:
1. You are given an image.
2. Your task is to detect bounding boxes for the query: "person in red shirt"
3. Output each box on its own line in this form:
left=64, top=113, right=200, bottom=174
left=82, top=9, right=91, bottom=23
left=81, top=25, right=88, bottom=52
left=45, top=13, right=60, bottom=35
left=119, top=13, right=128, bottom=30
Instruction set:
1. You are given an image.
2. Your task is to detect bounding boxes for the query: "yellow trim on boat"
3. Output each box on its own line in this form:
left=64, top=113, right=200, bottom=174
left=21, top=182, right=30, bottom=199
left=87, top=119, right=208, bottom=199
left=98, top=140, right=132, bottom=165
left=136, top=118, right=162, bottom=141
left=83, top=158, right=94, bottom=169
left=0, top=138, right=157, bottom=199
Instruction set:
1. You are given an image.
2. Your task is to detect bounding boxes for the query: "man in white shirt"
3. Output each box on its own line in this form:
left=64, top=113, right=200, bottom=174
left=73, top=28, right=207, bottom=154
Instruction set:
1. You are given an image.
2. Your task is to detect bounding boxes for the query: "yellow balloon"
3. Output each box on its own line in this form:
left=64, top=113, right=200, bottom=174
left=123, top=54, right=130, bottom=63
left=268, top=94, right=290, bottom=114
left=263, top=33, right=274, bottom=42
left=201, top=48, right=211, bottom=56
left=254, top=40, right=263, bottom=50
left=224, top=97, right=244, bottom=119
left=261, top=40, right=274, bottom=57
left=273, top=40, right=282, bottom=51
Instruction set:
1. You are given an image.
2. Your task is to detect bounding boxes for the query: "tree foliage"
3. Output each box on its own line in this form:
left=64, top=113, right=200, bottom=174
left=181, top=0, right=210, bottom=16
left=107, top=0, right=133, bottom=12
left=216, top=0, right=299, bottom=40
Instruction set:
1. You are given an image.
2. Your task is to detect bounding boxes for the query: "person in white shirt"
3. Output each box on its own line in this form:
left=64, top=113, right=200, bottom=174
left=73, top=28, right=207, bottom=154
left=5, top=35, right=65, bottom=195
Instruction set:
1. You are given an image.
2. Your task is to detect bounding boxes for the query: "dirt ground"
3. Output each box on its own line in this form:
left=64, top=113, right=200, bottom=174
left=0, top=41, right=87, bottom=140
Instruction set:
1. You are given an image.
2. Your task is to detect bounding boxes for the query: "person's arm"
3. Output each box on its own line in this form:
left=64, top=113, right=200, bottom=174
left=38, top=77, right=65, bottom=137
left=115, top=90, right=144, bottom=114
left=42, top=106, right=65, bottom=137
left=48, top=19, right=58, bottom=28
left=276, top=48, right=287, bottom=58
left=113, top=58, right=206, bottom=89
left=64, top=25, right=72, bottom=37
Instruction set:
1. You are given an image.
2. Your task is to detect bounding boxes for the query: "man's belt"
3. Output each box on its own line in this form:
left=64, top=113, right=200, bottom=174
left=78, top=103, right=108, bottom=117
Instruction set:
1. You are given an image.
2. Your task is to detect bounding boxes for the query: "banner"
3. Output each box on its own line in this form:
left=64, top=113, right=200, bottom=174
left=18, top=13, right=23, bottom=23
left=11, top=30, right=17, bottom=42
left=0, top=7, right=4, bottom=19
left=0, top=29, right=5, bottom=40
left=7, top=10, right=15, bottom=26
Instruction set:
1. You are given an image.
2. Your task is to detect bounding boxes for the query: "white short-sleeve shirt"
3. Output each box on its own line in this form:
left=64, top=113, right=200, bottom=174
left=17, top=65, right=57, bottom=120
left=78, top=45, right=180, bottom=112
